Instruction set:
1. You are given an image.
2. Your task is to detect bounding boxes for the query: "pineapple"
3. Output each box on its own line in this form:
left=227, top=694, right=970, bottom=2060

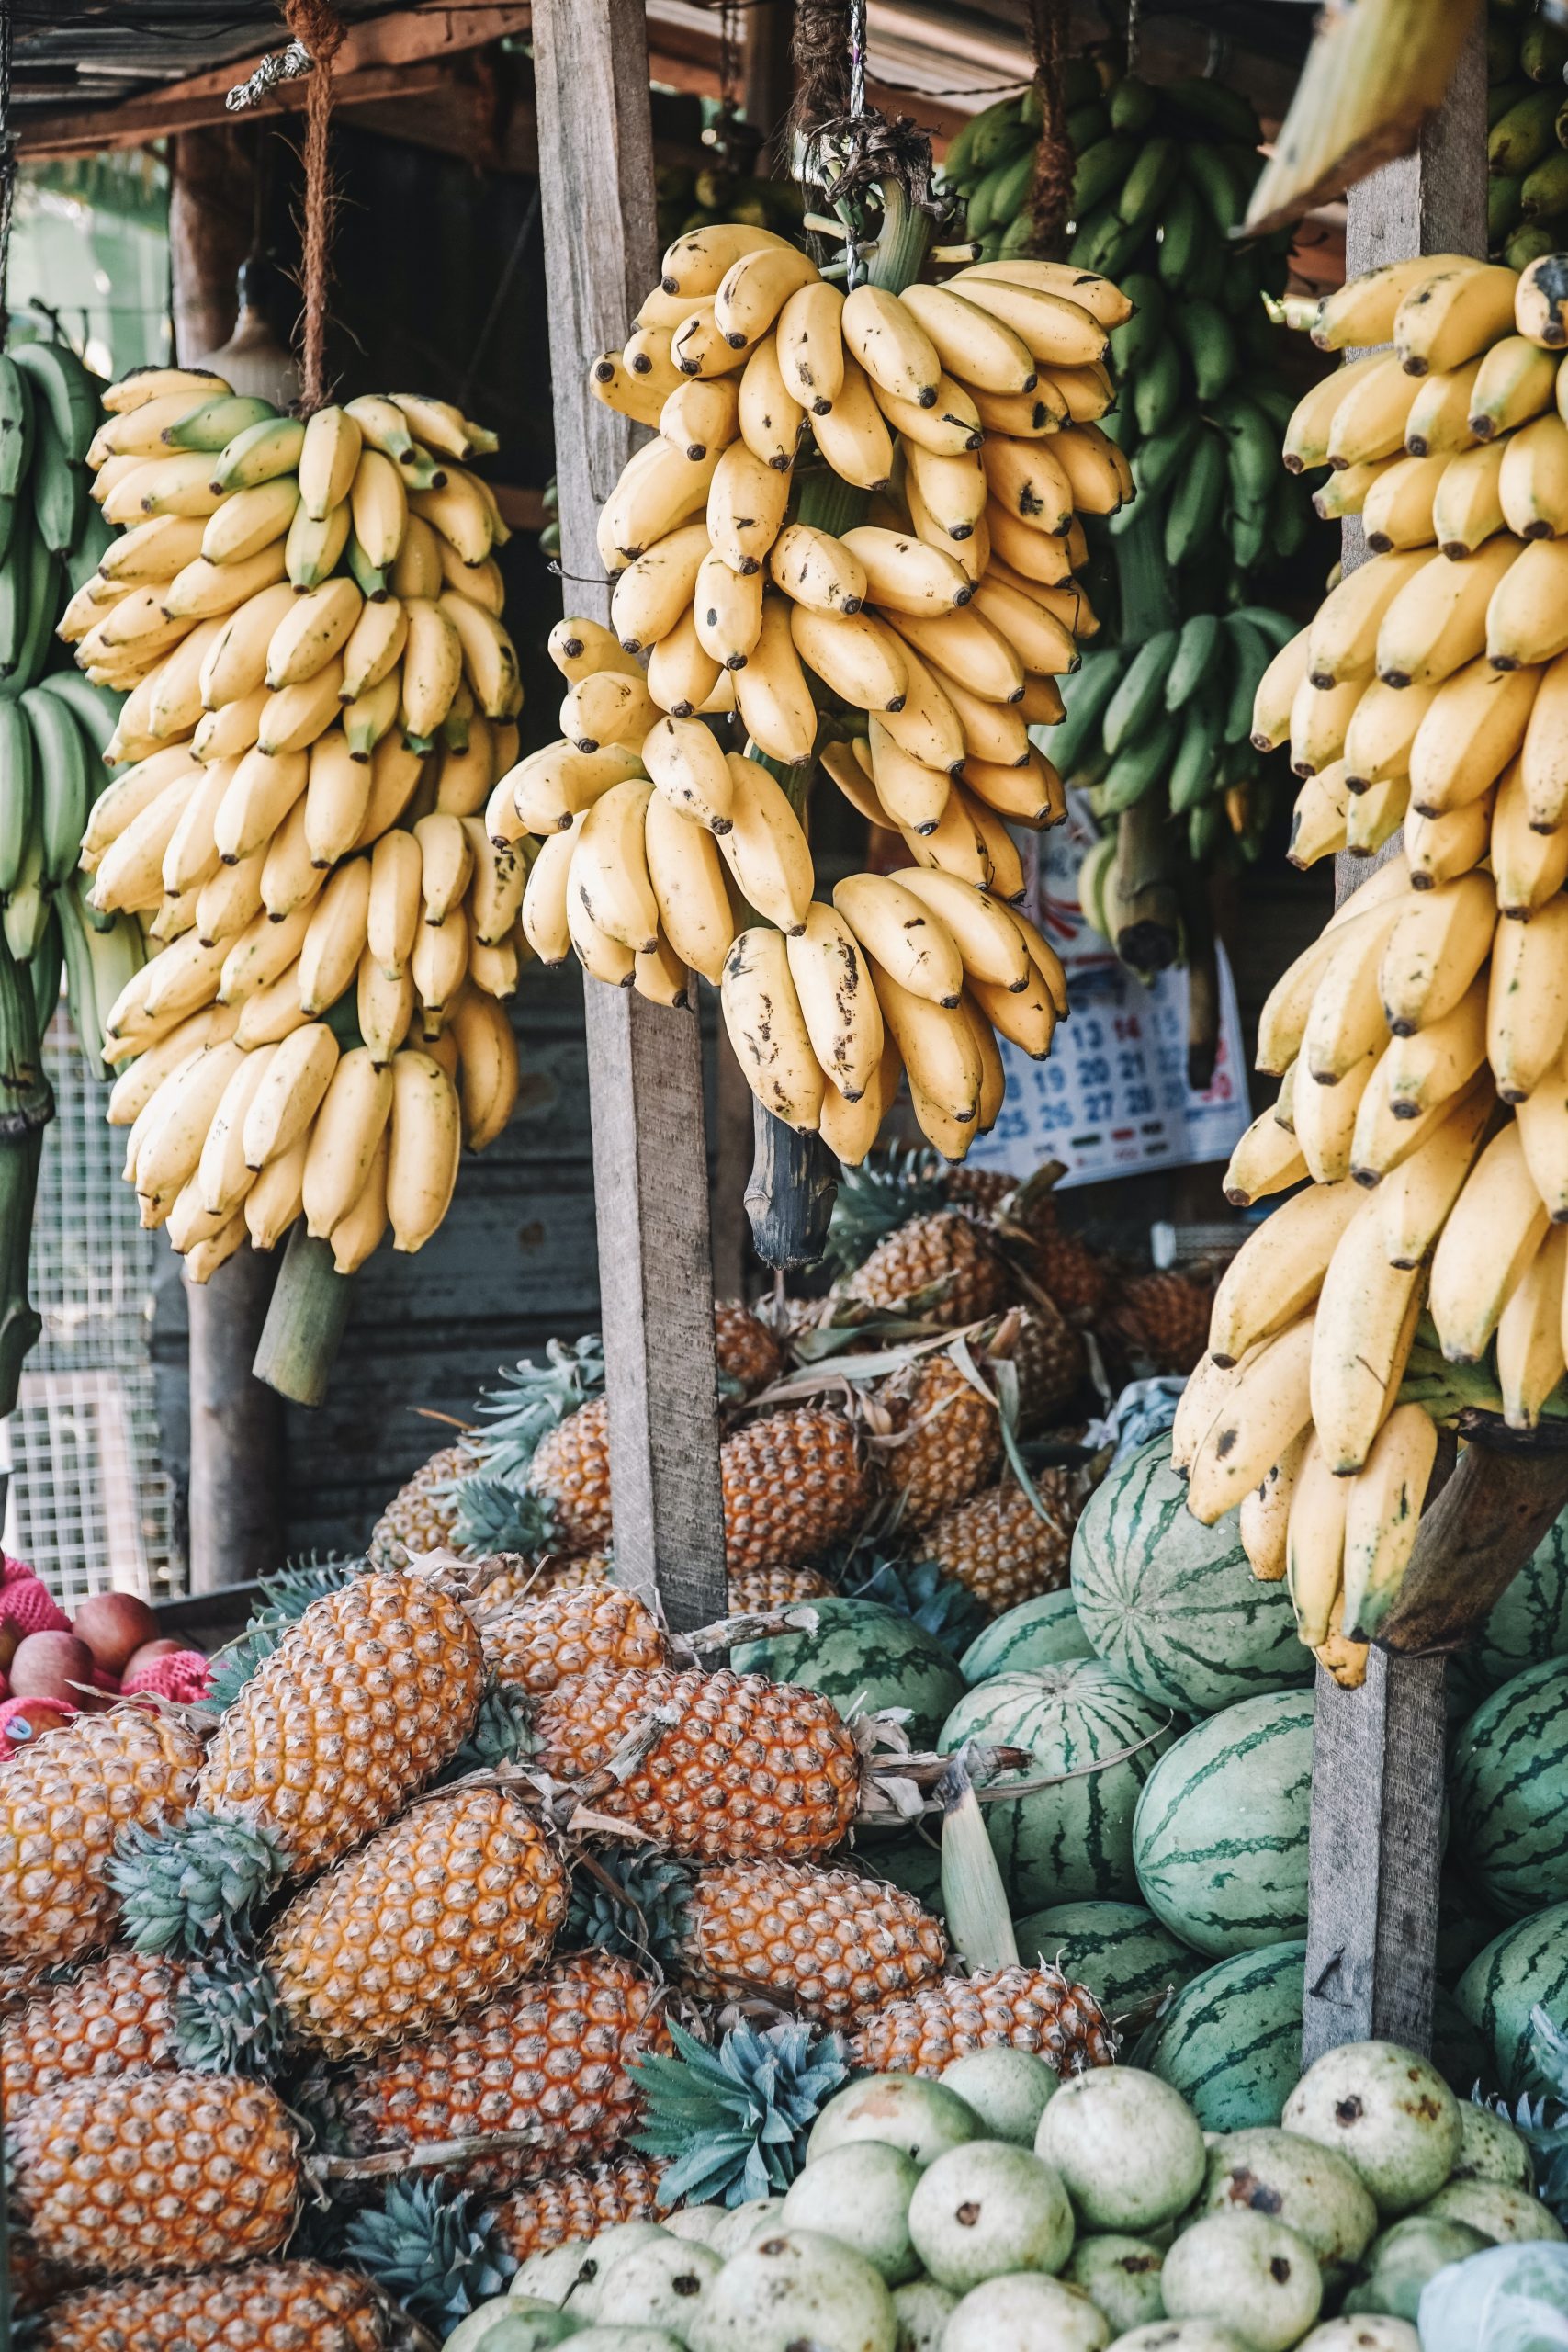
left=922, top=1476, right=1076, bottom=1616
left=0, top=1705, right=207, bottom=1973
left=110, top=1570, right=488, bottom=1956
left=479, top=1580, right=669, bottom=1696
left=37, top=2262, right=387, bottom=2351
left=265, top=1786, right=569, bottom=2061
left=878, top=1351, right=1001, bottom=1528
left=728, top=1562, right=834, bottom=1612
left=570, top=1852, right=948, bottom=2025
left=1003, top=1185, right=1110, bottom=1321
left=844, top=1208, right=1010, bottom=1326
left=1111, top=1268, right=1217, bottom=1375
left=720, top=1407, right=870, bottom=1574
left=533, top=1402, right=870, bottom=1575
left=848, top=1962, right=1116, bottom=2077
left=994, top=1300, right=1085, bottom=1430
left=485, top=2154, right=669, bottom=2265
left=9, top=2071, right=301, bottom=2279
left=475, top=1551, right=614, bottom=1608
left=9, top=2230, right=72, bottom=2321
left=715, top=1300, right=784, bottom=1396
left=337, top=1954, right=671, bottom=2196
left=367, top=1439, right=474, bottom=1572
left=529, top=1395, right=614, bottom=1553
left=1, top=1947, right=184, bottom=2107
left=942, top=1166, right=1014, bottom=1217
left=531, top=1666, right=862, bottom=1861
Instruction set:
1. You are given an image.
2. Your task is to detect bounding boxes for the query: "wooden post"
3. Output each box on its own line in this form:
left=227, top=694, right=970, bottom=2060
left=744, top=0, right=795, bottom=156
left=1302, top=18, right=1487, bottom=2069
left=167, top=126, right=254, bottom=363
left=531, top=0, right=728, bottom=1631
left=186, top=1251, right=284, bottom=1591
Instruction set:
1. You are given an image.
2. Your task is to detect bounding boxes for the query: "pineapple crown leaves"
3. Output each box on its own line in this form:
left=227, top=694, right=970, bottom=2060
left=630, top=2016, right=850, bottom=2209
left=824, top=1147, right=954, bottom=1275
left=847, top=1551, right=987, bottom=1657
left=107, top=1810, right=289, bottom=1959
left=438, top=1678, right=538, bottom=1781
left=445, top=1475, right=558, bottom=1558
left=172, top=1950, right=290, bottom=2080
left=565, top=1848, right=694, bottom=1964
left=1487, top=2005, right=1568, bottom=2225
left=342, top=2175, right=514, bottom=2330
left=465, top=1336, right=607, bottom=1484
left=206, top=1552, right=368, bottom=1712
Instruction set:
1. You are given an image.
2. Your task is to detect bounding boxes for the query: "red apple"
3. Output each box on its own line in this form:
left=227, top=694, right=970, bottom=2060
left=121, top=1636, right=193, bottom=1680
left=10, top=1631, right=96, bottom=1703
left=73, top=1591, right=159, bottom=1678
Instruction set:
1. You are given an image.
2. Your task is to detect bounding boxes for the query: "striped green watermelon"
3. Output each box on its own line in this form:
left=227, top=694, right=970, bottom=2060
left=731, top=1598, right=965, bottom=1750
left=1136, top=1940, right=1306, bottom=2132
left=1071, top=1433, right=1312, bottom=1715
left=1457, top=1903, right=1568, bottom=2098
left=1012, top=1899, right=1202, bottom=2029
left=937, top=1660, right=1178, bottom=1910
left=1132, top=1690, right=1314, bottom=1957
left=1472, top=1510, right=1568, bottom=1690
left=960, top=1591, right=1093, bottom=1686
left=1450, top=1657, right=1568, bottom=1917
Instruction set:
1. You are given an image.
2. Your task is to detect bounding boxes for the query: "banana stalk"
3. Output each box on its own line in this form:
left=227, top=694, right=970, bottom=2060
left=0, top=930, right=52, bottom=1414
left=251, top=1223, right=354, bottom=1406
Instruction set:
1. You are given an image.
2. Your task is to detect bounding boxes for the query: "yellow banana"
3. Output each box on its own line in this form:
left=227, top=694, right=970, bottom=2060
left=638, top=715, right=733, bottom=834
left=787, top=602, right=907, bottom=713
left=339, top=595, right=408, bottom=705
left=713, top=244, right=818, bottom=347
left=820, top=1035, right=902, bottom=1169
left=197, top=1042, right=277, bottom=1216
left=693, top=547, right=764, bottom=672
left=258, top=661, right=346, bottom=757
left=1485, top=536, right=1568, bottom=668
left=366, top=827, right=425, bottom=979
left=868, top=369, right=984, bottom=458
left=161, top=757, right=232, bottom=897
left=197, top=582, right=298, bottom=708
left=1208, top=1180, right=1363, bottom=1364
left=1521, top=646, right=1568, bottom=827
left=103, top=452, right=226, bottom=524
left=411, top=900, right=470, bottom=1025
left=867, top=951, right=982, bottom=1125
left=1292, top=1035, right=1374, bottom=1177
left=1430, top=1120, right=1550, bottom=1360
left=1187, top=1316, right=1317, bottom=1528
left=1290, top=675, right=1359, bottom=779
left=1471, top=334, right=1560, bottom=441
left=469, top=931, right=523, bottom=1001
left=1306, top=548, right=1428, bottom=687
left=1517, top=1047, right=1568, bottom=1218
left=448, top=987, right=520, bottom=1150
left=232, top=966, right=310, bottom=1051
left=1375, top=535, right=1520, bottom=690
left=1251, top=628, right=1312, bottom=752
left=1429, top=437, right=1507, bottom=559
left=732, top=594, right=818, bottom=764
left=832, top=871, right=964, bottom=1008
left=394, top=596, right=460, bottom=739
left=897, top=282, right=1038, bottom=396
left=350, top=732, right=424, bottom=847
left=569, top=779, right=660, bottom=955
left=192, top=688, right=266, bottom=766
left=967, top=962, right=1055, bottom=1058
left=609, top=525, right=712, bottom=656
left=549, top=614, right=645, bottom=681
left=356, top=950, right=415, bottom=1064
left=1286, top=1434, right=1349, bottom=1650
left=298, top=405, right=363, bottom=520
left=135, top=1039, right=250, bottom=1215
left=1380, top=970, right=1489, bottom=1125
left=463, top=820, right=528, bottom=947
left=1325, top=354, right=1423, bottom=469
left=647, top=606, right=722, bottom=719
left=301, top=1046, right=395, bottom=1238
left=326, top=1128, right=389, bottom=1272
left=298, top=857, right=373, bottom=1015
left=1301, top=889, right=1410, bottom=1082
left=784, top=901, right=885, bottom=1101
left=775, top=281, right=846, bottom=415
left=239, top=1135, right=305, bottom=1247
left=386, top=1049, right=461, bottom=1250
left=302, top=729, right=371, bottom=870
left=1495, top=1224, right=1568, bottom=1429
left=390, top=515, right=446, bottom=603
left=1499, top=413, right=1568, bottom=540
left=736, top=335, right=807, bottom=471
left=237, top=1021, right=338, bottom=1171
left=1406, top=654, right=1535, bottom=813
left=219, top=901, right=314, bottom=1006
left=1310, top=1199, right=1424, bottom=1471
left=210, top=416, right=305, bottom=494
left=265, top=576, right=362, bottom=691
left=661, top=376, right=741, bottom=465
left=212, top=746, right=309, bottom=866
left=1314, top=255, right=1474, bottom=351
left=660, top=221, right=799, bottom=300
left=1282, top=353, right=1385, bottom=469
left=1359, top=452, right=1442, bottom=551
left=198, top=845, right=268, bottom=944
left=1494, top=752, right=1568, bottom=915
left=1490, top=898, right=1568, bottom=1102
left=349, top=447, right=410, bottom=571
left=141, top=926, right=227, bottom=1025
left=513, top=741, right=644, bottom=835
left=864, top=719, right=950, bottom=834
left=1224, top=1099, right=1309, bottom=1208
left=1341, top=1403, right=1440, bottom=1638
left=521, top=819, right=581, bottom=967
left=1239, top=1429, right=1312, bottom=1584
left=441, top=589, right=520, bottom=720
left=1393, top=262, right=1517, bottom=376
left=1404, top=791, right=1494, bottom=889
left=716, top=752, right=813, bottom=932
left=642, top=788, right=736, bottom=986
left=768, top=523, right=867, bottom=616
left=721, top=926, right=824, bottom=1129
left=1378, top=869, right=1496, bottom=1033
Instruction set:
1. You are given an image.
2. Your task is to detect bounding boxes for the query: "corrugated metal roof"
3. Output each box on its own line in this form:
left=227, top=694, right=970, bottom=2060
left=7, top=1, right=401, bottom=118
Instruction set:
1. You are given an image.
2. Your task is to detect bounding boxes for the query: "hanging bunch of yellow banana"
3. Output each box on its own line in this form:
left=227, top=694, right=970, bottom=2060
left=68, top=370, right=527, bottom=1283
left=1181, top=248, right=1568, bottom=1686
left=501, top=220, right=1134, bottom=1165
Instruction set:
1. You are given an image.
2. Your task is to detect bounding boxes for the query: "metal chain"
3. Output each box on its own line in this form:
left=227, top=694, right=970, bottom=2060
left=0, top=0, right=16, bottom=349
left=845, top=0, right=869, bottom=287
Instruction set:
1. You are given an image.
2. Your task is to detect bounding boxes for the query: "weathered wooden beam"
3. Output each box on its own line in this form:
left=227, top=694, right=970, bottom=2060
left=531, top=0, right=727, bottom=1633
left=168, top=126, right=255, bottom=365
left=16, top=4, right=532, bottom=159
left=1379, top=1435, right=1568, bottom=1656
left=1303, top=14, right=1487, bottom=2072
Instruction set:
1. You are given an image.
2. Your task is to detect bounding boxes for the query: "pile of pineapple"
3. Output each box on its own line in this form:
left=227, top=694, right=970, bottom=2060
left=0, top=1541, right=1116, bottom=2344
left=370, top=1151, right=1217, bottom=1630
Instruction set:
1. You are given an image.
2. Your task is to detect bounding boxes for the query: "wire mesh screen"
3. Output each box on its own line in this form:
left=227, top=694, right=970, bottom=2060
left=3, top=1006, right=177, bottom=1604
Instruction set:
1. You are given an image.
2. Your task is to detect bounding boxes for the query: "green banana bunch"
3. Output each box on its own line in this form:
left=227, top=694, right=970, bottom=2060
left=1487, top=0, right=1568, bottom=266
left=654, top=158, right=807, bottom=254
left=941, top=54, right=1320, bottom=955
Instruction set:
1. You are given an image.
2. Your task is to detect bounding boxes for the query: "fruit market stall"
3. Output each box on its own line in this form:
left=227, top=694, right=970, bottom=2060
left=14, top=1, right=1568, bottom=2348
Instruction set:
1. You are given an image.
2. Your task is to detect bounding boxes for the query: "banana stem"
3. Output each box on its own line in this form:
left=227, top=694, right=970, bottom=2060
left=252, top=1226, right=353, bottom=1407
left=0, top=931, right=51, bottom=1417
left=742, top=175, right=932, bottom=1270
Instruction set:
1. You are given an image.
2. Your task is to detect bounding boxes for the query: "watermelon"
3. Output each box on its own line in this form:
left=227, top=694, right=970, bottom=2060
left=1437, top=1871, right=1506, bottom=1992
left=1450, top=1657, right=1568, bottom=1917
left=1136, top=1940, right=1306, bottom=2132
left=1456, top=1902, right=1568, bottom=2098
left=938, top=1660, right=1179, bottom=1910
left=1071, top=1433, right=1312, bottom=1715
left=1472, top=1506, right=1568, bottom=1691
left=730, top=1598, right=965, bottom=1750
left=1132, top=1690, right=1314, bottom=1958
left=1013, top=1899, right=1202, bottom=2029
left=961, top=1590, right=1093, bottom=1686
